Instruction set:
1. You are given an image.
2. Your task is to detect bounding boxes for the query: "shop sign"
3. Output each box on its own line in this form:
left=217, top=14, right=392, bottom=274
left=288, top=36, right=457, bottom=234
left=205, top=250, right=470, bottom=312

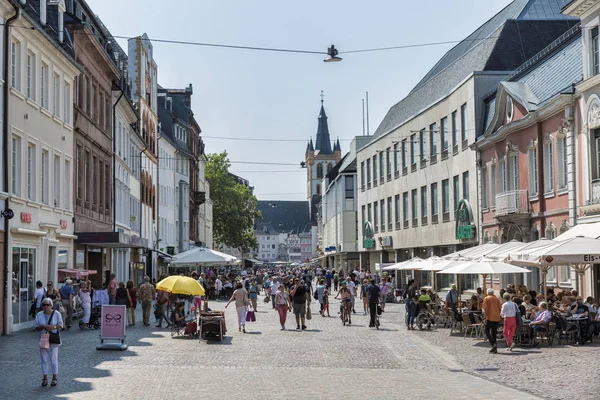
left=60, top=219, right=68, bottom=229
left=21, top=212, right=32, bottom=223
left=363, top=221, right=375, bottom=249
left=325, top=245, right=337, bottom=254
left=100, top=305, right=126, bottom=339
left=455, top=199, right=475, bottom=240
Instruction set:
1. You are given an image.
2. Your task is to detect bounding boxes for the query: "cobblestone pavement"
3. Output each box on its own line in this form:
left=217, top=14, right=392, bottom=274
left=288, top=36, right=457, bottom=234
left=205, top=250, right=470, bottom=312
left=382, top=302, right=600, bottom=400
left=0, top=298, right=546, bottom=400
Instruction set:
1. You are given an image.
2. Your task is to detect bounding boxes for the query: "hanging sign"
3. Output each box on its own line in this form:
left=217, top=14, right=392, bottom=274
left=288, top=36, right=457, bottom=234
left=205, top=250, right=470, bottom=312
left=363, top=221, right=375, bottom=249
left=455, top=199, right=475, bottom=240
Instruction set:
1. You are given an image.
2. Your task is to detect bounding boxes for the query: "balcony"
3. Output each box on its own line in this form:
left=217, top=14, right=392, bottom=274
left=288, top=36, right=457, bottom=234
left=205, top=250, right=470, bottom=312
left=495, top=190, right=529, bottom=217
left=581, top=179, right=600, bottom=215
left=193, top=191, right=206, bottom=205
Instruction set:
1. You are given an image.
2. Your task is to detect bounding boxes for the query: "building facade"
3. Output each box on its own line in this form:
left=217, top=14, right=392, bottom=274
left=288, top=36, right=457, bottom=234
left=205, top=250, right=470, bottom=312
left=474, top=26, right=581, bottom=291
left=6, top=0, right=79, bottom=333
left=356, top=1, right=576, bottom=291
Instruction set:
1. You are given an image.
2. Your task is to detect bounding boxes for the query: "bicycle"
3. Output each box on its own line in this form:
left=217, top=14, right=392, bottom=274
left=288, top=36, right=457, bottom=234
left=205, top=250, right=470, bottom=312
left=337, top=298, right=351, bottom=326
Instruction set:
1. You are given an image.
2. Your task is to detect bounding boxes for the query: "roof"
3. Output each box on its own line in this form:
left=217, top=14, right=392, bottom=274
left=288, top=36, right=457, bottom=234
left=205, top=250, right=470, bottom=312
left=255, top=222, right=279, bottom=236
left=315, top=104, right=333, bottom=155
left=21, top=0, right=76, bottom=59
left=372, top=0, right=578, bottom=140
left=257, top=201, right=311, bottom=233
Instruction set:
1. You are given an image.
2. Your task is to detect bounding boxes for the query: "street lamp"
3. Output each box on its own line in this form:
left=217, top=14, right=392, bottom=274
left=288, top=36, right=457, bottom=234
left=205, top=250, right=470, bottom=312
left=324, top=45, right=342, bottom=63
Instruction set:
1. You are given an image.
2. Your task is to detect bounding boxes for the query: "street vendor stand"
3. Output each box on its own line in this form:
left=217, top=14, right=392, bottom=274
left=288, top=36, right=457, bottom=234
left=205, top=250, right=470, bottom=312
left=197, top=311, right=227, bottom=342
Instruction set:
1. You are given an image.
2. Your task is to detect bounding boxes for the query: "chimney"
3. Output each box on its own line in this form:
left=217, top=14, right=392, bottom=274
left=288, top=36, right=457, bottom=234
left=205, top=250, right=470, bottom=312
left=185, top=84, right=193, bottom=108
left=40, top=0, right=47, bottom=25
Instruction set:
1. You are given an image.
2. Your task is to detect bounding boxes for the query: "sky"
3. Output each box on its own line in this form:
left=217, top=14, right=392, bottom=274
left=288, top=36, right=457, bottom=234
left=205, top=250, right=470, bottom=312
left=88, top=0, right=514, bottom=201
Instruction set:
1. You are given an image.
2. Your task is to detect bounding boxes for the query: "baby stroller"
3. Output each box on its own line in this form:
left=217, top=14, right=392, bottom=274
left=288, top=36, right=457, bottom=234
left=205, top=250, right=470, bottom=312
left=79, top=302, right=101, bottom=329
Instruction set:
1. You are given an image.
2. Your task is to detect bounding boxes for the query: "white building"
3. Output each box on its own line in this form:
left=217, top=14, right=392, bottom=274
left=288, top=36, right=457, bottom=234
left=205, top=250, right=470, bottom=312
left=6, top=0, right=79, bottom=332
left=255, top=223, right=279, bottom=262
left=198, top=153, right=212, bottom=248
left=157, top=133, right=177, bottom=263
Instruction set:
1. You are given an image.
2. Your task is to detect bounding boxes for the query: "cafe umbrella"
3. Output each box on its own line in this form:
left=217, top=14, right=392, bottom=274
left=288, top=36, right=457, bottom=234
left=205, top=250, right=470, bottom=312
left=156, top=276, right=206, bottom=296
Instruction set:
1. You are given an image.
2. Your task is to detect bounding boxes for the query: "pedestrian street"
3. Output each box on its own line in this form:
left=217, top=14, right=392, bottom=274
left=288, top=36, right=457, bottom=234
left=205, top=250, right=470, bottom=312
left=0, top=298, right=548, bottom=400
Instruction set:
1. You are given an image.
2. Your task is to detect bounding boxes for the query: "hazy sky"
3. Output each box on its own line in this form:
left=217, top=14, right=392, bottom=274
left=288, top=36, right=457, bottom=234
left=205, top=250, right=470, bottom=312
left=89, top=0, right=513, bottom=201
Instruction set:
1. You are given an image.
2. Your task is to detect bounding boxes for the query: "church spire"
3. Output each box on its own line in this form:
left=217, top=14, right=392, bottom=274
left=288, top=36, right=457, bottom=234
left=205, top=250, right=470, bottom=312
left=333, top=138, right=341, bottom=152
left=315, top=91, right=333, bottom=155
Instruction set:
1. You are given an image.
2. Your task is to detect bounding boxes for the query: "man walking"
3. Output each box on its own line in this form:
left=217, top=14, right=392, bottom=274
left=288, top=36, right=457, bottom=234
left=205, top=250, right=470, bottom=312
left=290, top=278, right=308, bottom=330
left=155, top=289, right=171, bottom=328
left=445, top=284, right=459, bottom=318
left=346, top=276, right=357, bottom=314
left=59, top=279, right=75, bottom=329
left=270, top=278, right=280, bottom=309
left=108, top=273, right=118, bottom=305
left=482, top=288, right=502, bottom=353
left=138, top=276, right=156, bottom=326
left=366, top=279, right=381, bottom=328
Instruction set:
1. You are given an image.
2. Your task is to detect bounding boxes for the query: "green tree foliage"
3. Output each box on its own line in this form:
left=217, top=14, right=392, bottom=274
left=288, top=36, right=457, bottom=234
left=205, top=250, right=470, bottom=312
left=205, top=152, right=260, bottom=251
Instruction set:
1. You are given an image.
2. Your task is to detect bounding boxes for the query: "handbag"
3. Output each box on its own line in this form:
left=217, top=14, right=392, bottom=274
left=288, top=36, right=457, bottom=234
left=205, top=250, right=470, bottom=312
left=306, top=306, right=312, bottom=320
left=47, top=311, right=61, bottom=344
left=38, top=332, right=50, bottom=349
left=313, top=290, right=319, bottom=301
left=514, top=303, right=523, bottom=326
left=263, top=295, right=270, bottom=303
left=245, top=309, right=256, bottom=322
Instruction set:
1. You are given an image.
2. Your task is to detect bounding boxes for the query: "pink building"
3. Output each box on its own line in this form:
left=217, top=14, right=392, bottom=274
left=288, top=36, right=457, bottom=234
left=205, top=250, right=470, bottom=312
left=473, top=28, right=581, bottom=291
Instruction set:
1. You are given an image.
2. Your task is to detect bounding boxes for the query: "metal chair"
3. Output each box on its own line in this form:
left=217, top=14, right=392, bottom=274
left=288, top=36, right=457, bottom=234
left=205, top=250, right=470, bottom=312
left=461, top=313, right=483, bottom=338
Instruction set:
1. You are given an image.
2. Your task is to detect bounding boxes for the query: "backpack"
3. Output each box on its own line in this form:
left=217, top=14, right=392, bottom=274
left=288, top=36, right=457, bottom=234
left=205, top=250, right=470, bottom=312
left=313, top=290, right=319, bottom=301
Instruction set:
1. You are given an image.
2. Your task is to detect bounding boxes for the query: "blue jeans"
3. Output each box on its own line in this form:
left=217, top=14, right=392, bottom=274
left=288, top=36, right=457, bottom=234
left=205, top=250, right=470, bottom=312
left=406, top=299, right=416, bottom=326
left=271, top=295, right=276, bottom=309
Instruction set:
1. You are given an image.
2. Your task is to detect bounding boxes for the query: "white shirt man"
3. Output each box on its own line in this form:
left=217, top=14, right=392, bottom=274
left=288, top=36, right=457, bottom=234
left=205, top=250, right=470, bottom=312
left=270, top=280, right=280, bottom=295
left=347, top=279, right=356, bottom=297
left=359, top=271, right=365, bottom=280
left=216, top=278, right=223, bottom=292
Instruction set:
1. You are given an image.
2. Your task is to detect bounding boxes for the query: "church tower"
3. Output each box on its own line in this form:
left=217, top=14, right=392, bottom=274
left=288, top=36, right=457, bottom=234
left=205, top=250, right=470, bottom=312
left=306, top=92, right=342, bottom=222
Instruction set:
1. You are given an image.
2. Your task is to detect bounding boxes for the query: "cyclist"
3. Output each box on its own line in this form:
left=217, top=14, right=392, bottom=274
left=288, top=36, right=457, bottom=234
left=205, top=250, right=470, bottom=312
left=335, top=281, right=352, bottom=324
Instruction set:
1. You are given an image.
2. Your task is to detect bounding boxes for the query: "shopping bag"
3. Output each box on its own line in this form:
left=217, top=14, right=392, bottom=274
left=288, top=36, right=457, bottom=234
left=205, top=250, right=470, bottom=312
left=263, top=295, right=270, bottom=303
left=39, top=332, right=50, bottom=349
left=246, top=310, right=256, bottom=322
left=306, top=306, right=312, bottom=320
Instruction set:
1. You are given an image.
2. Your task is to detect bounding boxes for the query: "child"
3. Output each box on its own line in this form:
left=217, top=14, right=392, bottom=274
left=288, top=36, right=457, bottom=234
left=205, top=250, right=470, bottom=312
left=322, top=286, right=330, bottom=317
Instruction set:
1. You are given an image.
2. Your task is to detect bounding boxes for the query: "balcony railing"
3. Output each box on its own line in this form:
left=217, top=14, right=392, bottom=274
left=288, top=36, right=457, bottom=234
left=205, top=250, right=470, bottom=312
left=588, top=179, right=600, bottom=205
left=495, top=190, right=529, bottom=216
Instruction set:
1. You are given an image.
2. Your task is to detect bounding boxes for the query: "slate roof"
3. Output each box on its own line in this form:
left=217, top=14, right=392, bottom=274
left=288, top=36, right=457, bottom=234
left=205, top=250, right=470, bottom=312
left=257, top=201, right=311, bottom=233
left=157, top=90, right=194, bottom=156
left=482, top=26, right=582, bottom=133
left=255, top=222, right=279, bottom=236
left=315, top=105, right=333, bottom=155
left=372, top=0, right=578, bottom=140
left=21, top=0, right=76, bottom=58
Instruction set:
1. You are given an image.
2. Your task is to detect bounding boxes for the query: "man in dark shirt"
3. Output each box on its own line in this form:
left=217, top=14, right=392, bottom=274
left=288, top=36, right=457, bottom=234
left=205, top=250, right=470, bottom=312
left=290, top=278, right=308, bottom=330
left=366, top=279, right=381, bottom=328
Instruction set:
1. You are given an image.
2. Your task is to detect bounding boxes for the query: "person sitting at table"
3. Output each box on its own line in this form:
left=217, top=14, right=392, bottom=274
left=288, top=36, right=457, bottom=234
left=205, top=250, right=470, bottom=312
left=529, top=302, right=552, bottom=346
left=584, top=297, right=597, bottom=313
left=517, top=285, right=528, bottom=296
left=570, top=296, right=589, bottom=317
left=513, top=297, right=526, bottom=317
left=586, top=309, right=600, bottom=342
left=171, top=302, right=188, bottom=327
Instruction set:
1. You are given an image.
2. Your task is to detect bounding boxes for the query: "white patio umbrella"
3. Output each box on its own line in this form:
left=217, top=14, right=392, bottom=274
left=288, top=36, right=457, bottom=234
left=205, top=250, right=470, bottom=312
left=169, top=247, right=240, bottom=266
left=444, top=242, right=499, bottom=260
left=417, top=256, right=466, bottom=293
left=384, top=257, right=423, bottom=271
left=439, top=258, right=531, bottom=294
left=509, top=236, right=600, bottom=297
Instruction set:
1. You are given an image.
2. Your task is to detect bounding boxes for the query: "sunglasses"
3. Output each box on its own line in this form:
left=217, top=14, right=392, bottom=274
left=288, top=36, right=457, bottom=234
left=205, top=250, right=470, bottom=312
left=43, top=304, right=52, bottom=307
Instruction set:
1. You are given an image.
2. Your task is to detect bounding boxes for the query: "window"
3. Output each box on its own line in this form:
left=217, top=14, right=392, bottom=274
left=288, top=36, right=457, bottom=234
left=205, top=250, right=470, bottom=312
left=508, top=152, right=519, bottom=191
left=460, top=103, right=468, bottom=145
left=367, top=203, right=372, bottom=226
left=53, top=73, right=60, bottom=116
left=403, top=192, right=409, bottom=228
left=76, top=145, right=83, bottom=200
left=374, top=201, right=379, bottom=233
left=545, top=222, right=556, bottom=239
left=419, top=129, right=426, bottom=164
left=26, top=51, right=35, bottom=99
left=366, top=158, right=371, bottom=187
left=41, top=150, right=49, bottom=205
left=360, top=161, right=365, bottom=189
left=593, top=26, right=600, bottom=76
left=528, top=147, right=538, bottom=196
left=41, top=63, right=48, bottom=109
left=451, top=111, right=458, bottom=152
left=11, top=136, right=21, bottom=196
left=557, top=134, right=567, bottom=190
left=84, top=76, right=90, bottom=114
left=386, top=148, right=391, bottom=178
left=543, top=138, right=554, bottom=193
left=453, top=175, right=460, bottom=216
left=84, top=150, right=90, bottom=203
left=380, top=199, right=385, bottom=232
left=393, top=143, right=399, bottom=175
left=316, top=184, right=321, bottom=195
left=316, top=163, right=323, bottom=179
left=498, top=159, right=506, bottom=193
left=64, top=82, right=71, bottom=124
left=92, top=156, right=97, bottom=208
left=421, top=186, right=427, bottom=224
left=64, top=160, right=71, bottom=210
left=373, top=155, right=378, bottom=185
left=327, top=163, right=333, bottom=175
left=52, top=154, right=60, bottom=207
left=410, top=134, right=416, bottom=169
left=490, top=163, right=497, bottom=208
left=11, top=40, right=20, bottom=90
left=442, top=179, right=450, bottom=221
left=402, top=139, right=407, bottom=173
left=379, top=153, right=384, bottom=181
left=394, top=195, right=400, bottom=229
left=462, top=171, right=469, bottom=201
left=411, top=189, right=418, bottom=227
left=27, top=143, right=36, bottom=201
left=441, top=117, right=448, bottom=156
left=431, top=182, right=438, bottom=223
left=361, top=205, right=366, bottom=228
left=482, top=167, right=489, bottom=209
left=429, top=123, right=437, bottom=163
left=92, top=84, right=97, bottom=122
left=387, top=197, right=392, bottom=230
left=345, top=175, right=354, bottom=203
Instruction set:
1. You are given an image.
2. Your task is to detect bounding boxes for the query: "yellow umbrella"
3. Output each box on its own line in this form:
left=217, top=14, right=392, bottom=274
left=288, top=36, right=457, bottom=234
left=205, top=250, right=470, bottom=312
left=156, top=276, right=205, bottom=296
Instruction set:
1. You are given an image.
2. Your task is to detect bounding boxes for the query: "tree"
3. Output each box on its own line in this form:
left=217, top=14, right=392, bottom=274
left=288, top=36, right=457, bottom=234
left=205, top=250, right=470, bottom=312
left=205, top=152, right=260, bottom=252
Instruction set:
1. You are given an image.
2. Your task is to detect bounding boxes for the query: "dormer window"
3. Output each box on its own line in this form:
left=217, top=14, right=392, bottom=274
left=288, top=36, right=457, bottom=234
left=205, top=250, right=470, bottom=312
left=592, top=26, right=599, bottom=76
left=506, top=96, right=514, bottom=123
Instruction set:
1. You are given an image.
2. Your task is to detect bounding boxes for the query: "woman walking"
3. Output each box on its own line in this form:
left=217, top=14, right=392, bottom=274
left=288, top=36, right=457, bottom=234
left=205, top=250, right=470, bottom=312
left=115, top=282, right=129, bottom=306
left=249, top=280, right=258, bottom=312
left=500, top=292, right=517, bottom=351
left=360, top=279, right=369, bottom=315
left=45, top=281, right=61, bottom=311
left=225, top=282, right=249, bottom=333
left=126, top=280, right=137, bottom=326
left=35, top=298, right=63, bottom=387
left=276, top=285, right=291, bottom=329
left=78, top=283, right=92, bottom=329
